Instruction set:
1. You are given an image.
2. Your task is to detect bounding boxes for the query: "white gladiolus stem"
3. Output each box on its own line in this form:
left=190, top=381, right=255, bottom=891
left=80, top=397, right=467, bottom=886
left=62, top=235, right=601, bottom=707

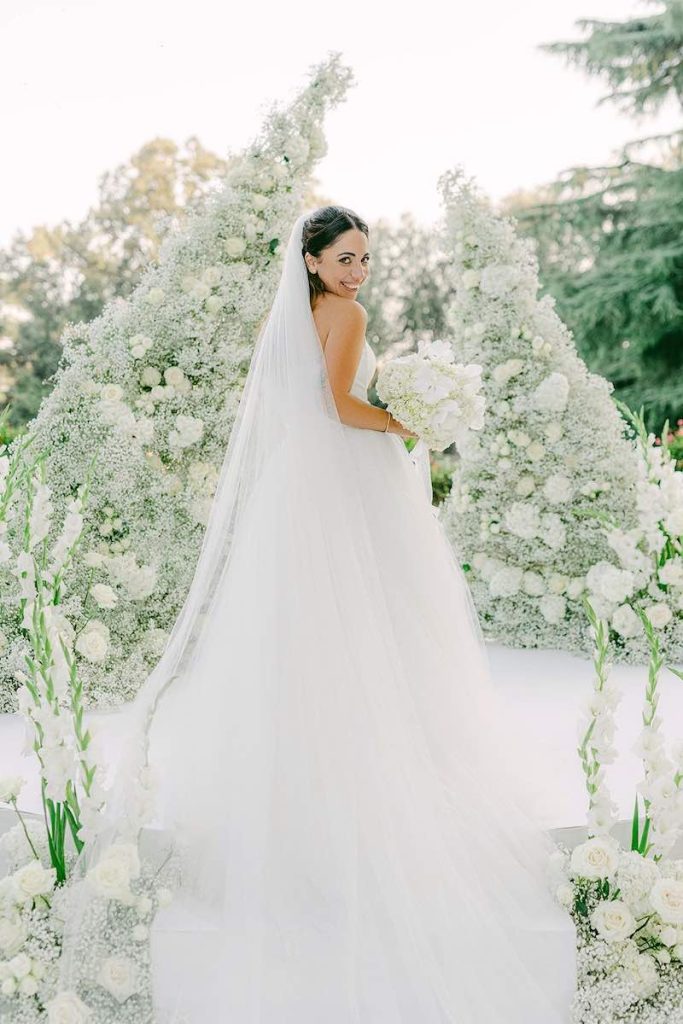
left=579, top=597, right=620, bottom=837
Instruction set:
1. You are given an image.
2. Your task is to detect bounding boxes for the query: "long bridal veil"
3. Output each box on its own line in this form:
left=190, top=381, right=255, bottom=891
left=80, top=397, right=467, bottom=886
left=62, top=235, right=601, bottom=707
left=56, top=210, right=575, bottom=1022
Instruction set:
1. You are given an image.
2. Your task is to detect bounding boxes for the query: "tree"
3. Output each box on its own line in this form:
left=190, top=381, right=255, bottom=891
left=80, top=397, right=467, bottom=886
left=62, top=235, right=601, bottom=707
left=505, top=0, right=683, bottom=430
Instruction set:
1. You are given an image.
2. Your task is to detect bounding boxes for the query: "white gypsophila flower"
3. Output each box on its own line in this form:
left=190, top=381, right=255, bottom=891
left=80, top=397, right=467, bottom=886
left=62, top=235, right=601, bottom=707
left=590, top=899, right=636, bottom=942
left=623, top=950, right=660, bottom=999
left=570, top=836, right=620, bottom=880
left=45, top=990, right=93, bottom=1023
left=97, top=955, right=140, bottom=1003
left=650, top=878, right=683, bottom=924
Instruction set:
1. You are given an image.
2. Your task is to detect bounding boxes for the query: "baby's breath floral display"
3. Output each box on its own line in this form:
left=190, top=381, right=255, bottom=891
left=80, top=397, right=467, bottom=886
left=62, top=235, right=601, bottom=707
left=435, top=167, right=683, bottom=665
left=0, top=444, right=180, bottom=1021
left=0, top=52, right=354, bottom=713
left=545, top=587, right=683, bottom=1021
left=375, top=338, right=485, bottom=451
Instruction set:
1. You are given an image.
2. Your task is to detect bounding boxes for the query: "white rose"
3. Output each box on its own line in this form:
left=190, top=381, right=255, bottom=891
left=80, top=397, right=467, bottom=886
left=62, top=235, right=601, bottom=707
left=206, top=294, right=223, bottom=314
left=201, top=265, right=223, bottom=286
left=543, top=474, right=573, bottom=504
left=504, top=502, right=541, bottom=540
left=526, top=441, right=546, bottom=462
left=91, top=583, right=118, bottom=610
left=252, top=194, right=268, bottom=212
left=14, top=860, right=57, bottom=898
left=555, top=883, right=574, bottom=909
left=1, top=977, right=16, bottom=996
left=0, top=776, right=24, bottom=803
left=144, top=287, right=165, bottom=306
left=140, top=367, right=161, bottom=387
left=514, top=475, right=536, bottom=498
left=531, top=372, right=570, bottom=413
left=522, top=571, right=545, bottom=597
left=489, top=566, right=524, bottom=598
left=544, top=421, right=563, bottom=443
left=224, top=236, right=247, bottom=257
left=45, top=990, right=93, bottom=1023
left=661, top=925, right=679, bottom=946
left=99, top=384, right=124, bottom=402
left=7, top=951, right=32, bottom=979
left=97, top=955, right=139, bottom=1003
left=590, top=899, right=636, bottom=942
left=659, top=560, right=683, bottom=587
left=611, top=604, right=641, bottom=638
left=19, top=974, right=38, bottom=995
left=645, top=603, right=673, bottom=629
left=570, top=837, right=620, bottom=880
left=163, top=367, right=185, bottom=387
left=539, top=594, right=566, bottom=624
left=0, top=914, right=27, bottom=956
left=75, top=622, right=110, bottom=663
left=461, top=269, right=480, bottom=289
left=650, top=878, right=683, bottom=924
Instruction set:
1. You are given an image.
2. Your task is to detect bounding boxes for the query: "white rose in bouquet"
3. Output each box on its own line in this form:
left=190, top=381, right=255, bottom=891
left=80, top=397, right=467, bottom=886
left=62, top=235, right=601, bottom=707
left=375, top=339, right=485, bottom=452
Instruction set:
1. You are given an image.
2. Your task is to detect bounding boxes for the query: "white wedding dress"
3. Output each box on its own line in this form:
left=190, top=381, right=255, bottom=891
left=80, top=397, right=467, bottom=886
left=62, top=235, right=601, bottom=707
left=139, top=338, right=576, bottom=1022
left=57, top=212, right=576, bottom=1023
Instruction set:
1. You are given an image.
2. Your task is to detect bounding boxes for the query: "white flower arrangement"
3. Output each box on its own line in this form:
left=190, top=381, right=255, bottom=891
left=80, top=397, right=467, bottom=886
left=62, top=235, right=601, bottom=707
left=375, top=338, right=485, bottom=451
left=0, top=53, right=354, bottom=713
left=435, top=167, right=683, bottom=667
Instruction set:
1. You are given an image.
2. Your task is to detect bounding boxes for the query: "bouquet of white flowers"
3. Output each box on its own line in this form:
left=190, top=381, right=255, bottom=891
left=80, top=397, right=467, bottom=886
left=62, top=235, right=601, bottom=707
left=375, top=339, right=485, bottom=451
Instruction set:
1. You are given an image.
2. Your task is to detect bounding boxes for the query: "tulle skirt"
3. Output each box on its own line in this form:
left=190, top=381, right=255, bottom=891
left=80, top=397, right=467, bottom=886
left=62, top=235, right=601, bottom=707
left=144, top=424, right=577, bottom=1022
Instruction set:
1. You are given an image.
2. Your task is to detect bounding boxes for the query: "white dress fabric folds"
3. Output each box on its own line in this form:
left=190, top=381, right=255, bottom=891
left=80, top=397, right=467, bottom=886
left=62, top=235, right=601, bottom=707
left=144, top=341, right=576, bottom=1022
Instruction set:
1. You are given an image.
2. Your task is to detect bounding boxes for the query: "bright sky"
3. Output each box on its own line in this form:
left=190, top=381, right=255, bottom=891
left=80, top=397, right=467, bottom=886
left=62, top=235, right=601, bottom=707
left=1, top=0, right=678, bottom=247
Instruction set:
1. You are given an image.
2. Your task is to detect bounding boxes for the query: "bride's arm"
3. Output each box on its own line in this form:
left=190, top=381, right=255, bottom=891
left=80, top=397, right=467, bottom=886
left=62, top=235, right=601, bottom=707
left=324, top=302, right=415, bottom=437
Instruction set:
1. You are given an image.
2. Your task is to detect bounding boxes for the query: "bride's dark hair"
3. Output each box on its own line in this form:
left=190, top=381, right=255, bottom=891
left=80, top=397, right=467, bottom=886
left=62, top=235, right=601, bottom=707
left=302, top=205, right=369, bottom=303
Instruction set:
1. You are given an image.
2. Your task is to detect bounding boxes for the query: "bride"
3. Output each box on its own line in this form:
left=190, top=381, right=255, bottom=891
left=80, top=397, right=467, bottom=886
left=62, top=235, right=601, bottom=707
left=57, top=206, right=576, bottom=1022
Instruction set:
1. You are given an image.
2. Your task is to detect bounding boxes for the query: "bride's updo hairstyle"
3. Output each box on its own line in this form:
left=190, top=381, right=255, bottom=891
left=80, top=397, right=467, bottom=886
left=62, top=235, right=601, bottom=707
left=302, top=205, right=369, bottom=303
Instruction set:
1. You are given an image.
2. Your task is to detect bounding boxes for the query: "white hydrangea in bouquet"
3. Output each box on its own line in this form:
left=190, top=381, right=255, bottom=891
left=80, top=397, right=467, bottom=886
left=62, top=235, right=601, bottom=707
left=0, top=53, right=355, bottom=713
left=375, top=338, right=485, bottom=451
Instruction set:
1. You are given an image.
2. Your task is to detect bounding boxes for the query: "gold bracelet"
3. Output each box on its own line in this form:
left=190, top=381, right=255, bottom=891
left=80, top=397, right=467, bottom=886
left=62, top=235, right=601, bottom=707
left=383, top=409, right=391, bottom=433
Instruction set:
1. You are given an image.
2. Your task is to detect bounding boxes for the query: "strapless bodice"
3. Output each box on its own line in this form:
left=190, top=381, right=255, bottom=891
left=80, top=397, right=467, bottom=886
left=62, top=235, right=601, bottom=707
left=349, top=340, right=377, bottom=399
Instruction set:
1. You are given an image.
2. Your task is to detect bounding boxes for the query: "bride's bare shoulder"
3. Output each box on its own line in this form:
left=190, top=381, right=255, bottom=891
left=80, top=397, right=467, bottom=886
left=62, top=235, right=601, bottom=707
left=312, top=293, right=367, bottom=326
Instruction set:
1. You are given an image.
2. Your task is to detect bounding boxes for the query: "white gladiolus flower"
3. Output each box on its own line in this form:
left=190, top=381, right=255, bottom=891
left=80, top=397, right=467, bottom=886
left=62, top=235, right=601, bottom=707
left=45, top=990, right=93, bottom=1022
left=570, top=836, right=620, bottom=880
left=650, top=878, right=683, bottom=924
left=590, top=899, right=636, bottom=942
left=97, top=955, right=139, bottom=1003
left=0, top=776, right=24, bottom=803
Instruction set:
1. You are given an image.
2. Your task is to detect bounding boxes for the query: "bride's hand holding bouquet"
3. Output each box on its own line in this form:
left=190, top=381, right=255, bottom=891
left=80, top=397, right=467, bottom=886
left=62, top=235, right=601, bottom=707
left=376, top=339, right=486, bottom=451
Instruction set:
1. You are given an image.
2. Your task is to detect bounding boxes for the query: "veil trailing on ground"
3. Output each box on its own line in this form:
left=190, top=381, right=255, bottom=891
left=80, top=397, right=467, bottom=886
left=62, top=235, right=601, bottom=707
left=56, top=211, right=575, bottom=1022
